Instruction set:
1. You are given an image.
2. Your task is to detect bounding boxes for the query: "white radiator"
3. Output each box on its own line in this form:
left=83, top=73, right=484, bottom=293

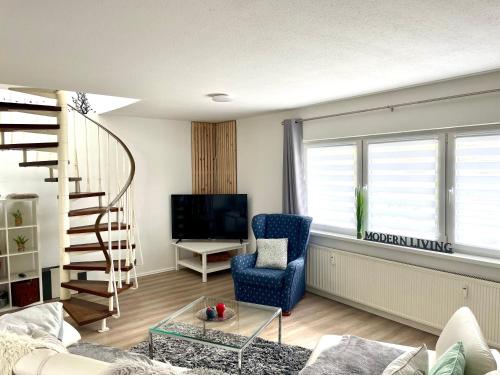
left=306, top=244, right=500, bottom=347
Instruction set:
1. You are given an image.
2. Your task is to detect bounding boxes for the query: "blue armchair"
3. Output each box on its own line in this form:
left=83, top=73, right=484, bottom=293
left=231, top=214, right=313, bottom=314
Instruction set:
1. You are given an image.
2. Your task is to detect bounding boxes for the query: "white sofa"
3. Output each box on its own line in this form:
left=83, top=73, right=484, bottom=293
left=0, top=301, right=187, bottom=375
left=10, top=306, right=500, bottom=374
left=307, top=307, right=500, bottom=375
left=307, top=336, right=500, bottom=374
left=13, top=348, right=189, bottom=375
left=12, top=343, right=192, bottom=375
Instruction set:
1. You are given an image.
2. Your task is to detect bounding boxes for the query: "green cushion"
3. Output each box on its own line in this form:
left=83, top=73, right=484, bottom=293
left=430, top=342, right=466, bottom=375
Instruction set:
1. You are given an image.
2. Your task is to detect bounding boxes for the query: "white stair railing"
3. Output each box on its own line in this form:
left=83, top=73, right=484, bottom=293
left=67, top=104, right=139, bottom=321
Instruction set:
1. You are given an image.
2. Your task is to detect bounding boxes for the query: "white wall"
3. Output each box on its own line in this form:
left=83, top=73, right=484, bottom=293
left=301, top=71, right=500, bottom=141
left=238, top=111, right=289, bottom=230
left=237, top=70, right=500, bottom=280
left=99, top=115, right=192, bottom=276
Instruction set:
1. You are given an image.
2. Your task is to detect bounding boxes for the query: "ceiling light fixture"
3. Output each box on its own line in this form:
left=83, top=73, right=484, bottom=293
left=207, top=93, right=233, bottom=102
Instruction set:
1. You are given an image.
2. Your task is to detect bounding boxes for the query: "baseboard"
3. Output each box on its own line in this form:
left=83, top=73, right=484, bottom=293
left=306, top=285, right=442, bottom=338
left=136, top=266, right=176, bottom=278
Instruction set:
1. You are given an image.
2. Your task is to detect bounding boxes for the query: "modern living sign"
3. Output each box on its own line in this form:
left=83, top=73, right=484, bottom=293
left=364, top=231, right=453, bottom=254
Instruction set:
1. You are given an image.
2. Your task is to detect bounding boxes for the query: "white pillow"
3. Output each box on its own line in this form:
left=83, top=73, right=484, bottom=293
left=61, top=321, right=81, bottom=347
left=0, top=302, right=64, bottom=339
left=383, top=345, right=428, bottom=375
left=436, top=307, right=496, bottom=375
left=255, top=238, right=288, bottom=270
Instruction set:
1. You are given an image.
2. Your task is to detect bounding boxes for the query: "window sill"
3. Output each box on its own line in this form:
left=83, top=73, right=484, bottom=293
left=310, top=230, right=500, bottom=270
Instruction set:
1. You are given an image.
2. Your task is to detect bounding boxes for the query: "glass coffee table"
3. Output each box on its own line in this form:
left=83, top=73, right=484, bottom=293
left=149, top=296, right=282, bottom=374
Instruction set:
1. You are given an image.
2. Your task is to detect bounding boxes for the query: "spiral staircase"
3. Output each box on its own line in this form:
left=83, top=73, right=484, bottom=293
left=0, top=88, right=140, bottom=332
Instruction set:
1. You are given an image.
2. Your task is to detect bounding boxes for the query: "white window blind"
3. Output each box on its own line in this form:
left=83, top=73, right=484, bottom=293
left=367, top=138, right=440, bottom=240
left=454, top=134, right=500, bottom=251
left=306, top=144, right=357, bottom=234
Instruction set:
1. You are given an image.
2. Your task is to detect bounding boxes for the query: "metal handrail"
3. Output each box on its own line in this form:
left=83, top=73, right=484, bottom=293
left=67, top=104, right=136, bottom=272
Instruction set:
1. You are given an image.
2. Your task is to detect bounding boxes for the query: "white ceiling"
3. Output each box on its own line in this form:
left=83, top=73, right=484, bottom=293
left=1, top=1, right=500, bottom=121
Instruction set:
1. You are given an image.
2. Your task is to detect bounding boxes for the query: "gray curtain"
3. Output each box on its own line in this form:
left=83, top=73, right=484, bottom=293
left=282, top=118, right=307, bottom=215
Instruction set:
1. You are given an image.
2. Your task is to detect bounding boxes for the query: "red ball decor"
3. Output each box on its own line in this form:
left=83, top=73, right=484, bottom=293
left=216, top=302, right=226, bottom=318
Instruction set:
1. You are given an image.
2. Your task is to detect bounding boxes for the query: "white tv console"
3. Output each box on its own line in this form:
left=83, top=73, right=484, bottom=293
left=172, top=241, right=248, bottom=282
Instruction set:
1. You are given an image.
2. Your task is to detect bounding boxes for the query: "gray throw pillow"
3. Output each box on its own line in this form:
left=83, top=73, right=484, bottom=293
left=255, top=238, right=288, bottom=270
left=383, top=345, right=429, bottom=375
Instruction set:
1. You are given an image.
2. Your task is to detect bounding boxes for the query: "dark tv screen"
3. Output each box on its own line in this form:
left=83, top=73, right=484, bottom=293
left=171, top=194, right=248, bottom=240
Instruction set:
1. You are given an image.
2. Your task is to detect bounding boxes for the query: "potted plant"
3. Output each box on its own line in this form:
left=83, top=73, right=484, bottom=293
left=355, top=186, right=367, bottom=239
left=11, top=209, right=23, bottom=226
left=13, top=235, right=29, bottom=252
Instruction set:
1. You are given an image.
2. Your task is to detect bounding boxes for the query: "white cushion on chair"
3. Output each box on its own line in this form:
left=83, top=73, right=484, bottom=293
left=255, top=238, right=288, bottom=270
left=436, top=307, right=496, bottom=375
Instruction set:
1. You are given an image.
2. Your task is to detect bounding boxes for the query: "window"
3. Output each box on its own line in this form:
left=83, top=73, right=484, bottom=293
left=366, top=138, right=441, bottom=240
left=453, top=134, right=500, bottom=251
left=305, top=126, right=500, bottom=258
left=306, top=143, right=358, bottom=235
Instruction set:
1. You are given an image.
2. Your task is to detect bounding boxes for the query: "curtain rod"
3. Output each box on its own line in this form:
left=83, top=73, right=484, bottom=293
left=297, top=87, right=500, bottom=123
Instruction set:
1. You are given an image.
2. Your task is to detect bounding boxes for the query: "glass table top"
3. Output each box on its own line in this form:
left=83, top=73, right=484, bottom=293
left=150, top=296, right=282, bottom=350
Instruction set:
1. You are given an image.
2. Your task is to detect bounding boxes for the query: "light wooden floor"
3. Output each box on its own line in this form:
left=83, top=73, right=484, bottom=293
left=75, top=269, right=438, bottom=350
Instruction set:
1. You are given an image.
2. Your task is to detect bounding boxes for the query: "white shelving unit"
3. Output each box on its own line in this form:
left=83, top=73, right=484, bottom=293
left=0, top=198, right=42, bottom=312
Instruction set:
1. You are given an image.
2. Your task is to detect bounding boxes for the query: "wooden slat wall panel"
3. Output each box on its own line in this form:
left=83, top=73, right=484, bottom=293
left=191, top=120, right=237, bottom=194
left=215, top=121, right=237, bottom=193
left=191, top=122, right=216, bottom=193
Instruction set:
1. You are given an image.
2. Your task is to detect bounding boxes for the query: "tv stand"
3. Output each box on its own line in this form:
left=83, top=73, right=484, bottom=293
left=175, top=239, right=182, bottom=244
left=173, top=241, right=248, bottom=283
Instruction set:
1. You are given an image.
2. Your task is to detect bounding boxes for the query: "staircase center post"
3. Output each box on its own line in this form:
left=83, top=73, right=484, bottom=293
left=57, top=90, right=71, bottom=300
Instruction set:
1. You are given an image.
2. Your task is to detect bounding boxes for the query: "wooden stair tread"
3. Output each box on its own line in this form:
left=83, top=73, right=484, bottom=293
left=62, top=298, right=115, bottom=326
left=65, top=240, right=135, bottom=252
left=19, top=160, right=57, bottom=167
left=61, top=280, right=132, bottom=298
left=45, top=177, right=82, bottom=182
left=69, top=192, right=105, bottom=199
left=63, top=260, right=132, bottom=272
left=0, top=124, right=59, bottom=132
left=68, top=206, right=121, bottom=216
left=0, top=101, right=61, bottom=112
left=67, top=222, right=129, bottom=234
left=0, top=142, right=58, bottom=150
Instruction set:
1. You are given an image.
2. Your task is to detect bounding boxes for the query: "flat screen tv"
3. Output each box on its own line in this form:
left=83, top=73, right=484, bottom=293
left=171, top=194, right=248, bottom=240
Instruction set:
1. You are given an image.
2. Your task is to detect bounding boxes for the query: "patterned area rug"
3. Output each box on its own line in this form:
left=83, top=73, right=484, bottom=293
left=130, top=333, right=311, bottom=375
